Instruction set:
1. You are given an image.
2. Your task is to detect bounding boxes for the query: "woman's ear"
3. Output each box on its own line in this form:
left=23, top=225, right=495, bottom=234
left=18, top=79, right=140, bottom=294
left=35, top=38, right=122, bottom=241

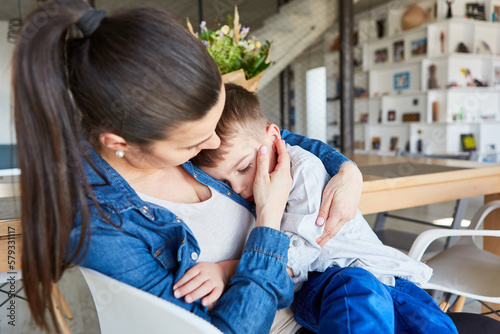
left=99, top=132, right=128, bottom=152
left=266, top=124, right=281, bottom=143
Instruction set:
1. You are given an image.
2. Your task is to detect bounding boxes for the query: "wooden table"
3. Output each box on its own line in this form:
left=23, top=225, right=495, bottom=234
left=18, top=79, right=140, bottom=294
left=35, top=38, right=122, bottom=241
left=347, top=154, right=500, bottom=252
left=348, top=154, right=500, bottom=317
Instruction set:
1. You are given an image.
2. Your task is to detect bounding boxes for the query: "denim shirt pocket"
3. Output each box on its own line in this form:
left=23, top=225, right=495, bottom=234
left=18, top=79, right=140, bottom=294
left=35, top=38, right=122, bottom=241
left=153, top=235, right=185, bottom=270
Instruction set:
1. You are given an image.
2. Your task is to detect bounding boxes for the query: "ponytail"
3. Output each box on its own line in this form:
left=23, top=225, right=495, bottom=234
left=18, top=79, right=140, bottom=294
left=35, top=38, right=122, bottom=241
left=13, top=1, right=96, bottom=331
left=13, top=1, right=222, bottom=331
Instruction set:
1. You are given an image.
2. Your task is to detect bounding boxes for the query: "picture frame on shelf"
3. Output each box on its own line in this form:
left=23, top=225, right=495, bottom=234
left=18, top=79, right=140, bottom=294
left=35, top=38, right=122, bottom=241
left=402, top=112, right=420, bottom=122
left=494, top=6, right=500, bottom=22
left=389, top=137, right=399, bottom=151
left=359, top=113, right=369, bottom=123
left=393, top=40, right=405, bottom=63
left=460, top=134, right=476, bottom=152
left=372, top=137, right=381, bottom=150
left=394, top=72, right=410, bottom=90
left=374, top=48, right=388, bottom=64
left=411, top=38, right=427, bottom=56
left=465, top=3, right=486, bottom=20
left=494, top=67, right=500, bottom=86
left=388, top=110, right=396, bottom=122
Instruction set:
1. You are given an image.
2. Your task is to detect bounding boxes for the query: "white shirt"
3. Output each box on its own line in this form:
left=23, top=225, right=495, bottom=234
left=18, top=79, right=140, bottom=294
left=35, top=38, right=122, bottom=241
left=138, top=186, right=254, bottom=262
left=283, top=145, right=432, bottom=291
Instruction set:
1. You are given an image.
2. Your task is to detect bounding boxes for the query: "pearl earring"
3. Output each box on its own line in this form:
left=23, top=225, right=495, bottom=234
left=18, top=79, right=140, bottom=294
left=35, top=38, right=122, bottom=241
left=116, top=150, right=124, bottom=158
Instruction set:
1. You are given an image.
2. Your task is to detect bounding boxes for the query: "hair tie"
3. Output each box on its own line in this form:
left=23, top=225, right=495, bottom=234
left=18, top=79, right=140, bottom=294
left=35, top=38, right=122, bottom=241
left=76, top=8, right=106, bottom=37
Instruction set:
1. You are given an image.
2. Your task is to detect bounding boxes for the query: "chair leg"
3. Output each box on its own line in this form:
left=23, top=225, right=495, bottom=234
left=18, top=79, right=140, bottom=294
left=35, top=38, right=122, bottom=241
left=51, top=289, right=71, bottom=334
left=52, top=283, right=73, bottom=319
left=439, top=292, right=452, bottom=312
left=452, top=296, right=466, bottom=312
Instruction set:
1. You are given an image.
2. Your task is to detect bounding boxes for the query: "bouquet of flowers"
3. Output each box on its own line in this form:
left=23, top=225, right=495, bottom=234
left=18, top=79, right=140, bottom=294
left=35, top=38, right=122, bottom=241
left=187, top=7, right=271, bottom=92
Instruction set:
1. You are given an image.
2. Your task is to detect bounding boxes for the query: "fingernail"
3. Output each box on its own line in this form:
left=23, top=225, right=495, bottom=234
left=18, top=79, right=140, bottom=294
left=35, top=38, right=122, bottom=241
left=260, top=146, right=268, bottom=154
left=316, top=217, right=325, bottom=226
left=174, top=290, right=180, bottom=298
left=185, top=296, right=192, bottom=303
left=173, top=285, right=177, bottom=290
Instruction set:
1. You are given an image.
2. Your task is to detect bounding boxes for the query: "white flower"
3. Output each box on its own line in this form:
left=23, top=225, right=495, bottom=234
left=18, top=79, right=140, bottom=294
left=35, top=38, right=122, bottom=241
left=221, top=25, right=230, bottom=35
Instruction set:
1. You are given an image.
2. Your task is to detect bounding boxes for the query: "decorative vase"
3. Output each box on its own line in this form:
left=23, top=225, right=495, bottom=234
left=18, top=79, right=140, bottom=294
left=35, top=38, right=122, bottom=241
left=221, top=69, right=265, bottom=92
left=401, top=4, right=424, bottom=31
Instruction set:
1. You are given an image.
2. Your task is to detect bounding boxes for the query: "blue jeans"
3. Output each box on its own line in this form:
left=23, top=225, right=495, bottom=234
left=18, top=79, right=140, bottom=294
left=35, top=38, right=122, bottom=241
left=293, top=267, right=458, bottom=334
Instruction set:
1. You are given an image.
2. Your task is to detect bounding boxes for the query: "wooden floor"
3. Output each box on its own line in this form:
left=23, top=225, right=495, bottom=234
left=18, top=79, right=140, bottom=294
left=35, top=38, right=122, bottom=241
left=0, top=196, right=495, bottom=333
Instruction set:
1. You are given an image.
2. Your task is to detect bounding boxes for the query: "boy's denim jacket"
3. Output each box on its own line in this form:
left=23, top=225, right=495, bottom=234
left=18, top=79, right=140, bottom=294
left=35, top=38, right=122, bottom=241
left=70, top=129, right=350, bottom=333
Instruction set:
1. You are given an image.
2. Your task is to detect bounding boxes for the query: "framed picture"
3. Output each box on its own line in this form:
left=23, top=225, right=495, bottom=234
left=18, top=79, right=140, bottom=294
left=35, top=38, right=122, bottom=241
left=411, top=38, right=427, bottom=56
left=393, top=40, right=405, bottom=63
left=389, top=137, right=399, bottom=151
left=371, top=137, right=381, bottom=150
left=461, top=134, right=476, bottom=152
left=402, top=112, right=420, bottom=122
left=374, top=48, right=388, bottom=64
left=388, top=110, right=396, bottom=122
left=494, top=6, right=500, bottom=22
left=359, top=113, right=369, bottom=123
left=466, top=3, right=486, bottom=20
left=394, top=72, right=410, bottom=90
left=494, top=66, right=500, bottom=86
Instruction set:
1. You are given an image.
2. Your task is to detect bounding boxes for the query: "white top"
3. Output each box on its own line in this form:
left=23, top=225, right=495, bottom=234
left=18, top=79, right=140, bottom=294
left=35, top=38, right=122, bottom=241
left=284, top=145, right=432, bottom=291
left=138, top=186, right=254, bottom=262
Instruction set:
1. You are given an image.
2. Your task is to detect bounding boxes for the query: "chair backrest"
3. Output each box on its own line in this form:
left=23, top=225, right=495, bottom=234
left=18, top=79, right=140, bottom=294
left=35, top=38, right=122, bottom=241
left=456, top=200, right=500, bottom=247
left=79, top=267, right=223, bottom=334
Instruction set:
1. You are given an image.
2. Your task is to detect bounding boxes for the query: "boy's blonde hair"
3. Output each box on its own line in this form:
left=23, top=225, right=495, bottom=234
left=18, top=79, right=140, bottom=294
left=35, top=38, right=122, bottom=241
left=192, top=83, right=270, bottom=167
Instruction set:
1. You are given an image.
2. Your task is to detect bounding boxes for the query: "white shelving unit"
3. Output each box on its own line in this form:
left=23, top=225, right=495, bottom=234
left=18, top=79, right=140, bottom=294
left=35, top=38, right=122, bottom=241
left=325, top=0, right=500, bottom=159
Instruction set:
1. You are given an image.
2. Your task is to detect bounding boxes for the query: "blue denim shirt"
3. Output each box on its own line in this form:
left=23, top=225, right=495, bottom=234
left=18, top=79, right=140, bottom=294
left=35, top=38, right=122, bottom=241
left=70, top=131, right=349, bottom=333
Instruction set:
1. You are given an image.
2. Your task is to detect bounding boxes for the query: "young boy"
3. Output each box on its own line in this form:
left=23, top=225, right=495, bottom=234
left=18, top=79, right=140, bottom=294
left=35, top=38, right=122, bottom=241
left=190, top=83, right=457, bottom=333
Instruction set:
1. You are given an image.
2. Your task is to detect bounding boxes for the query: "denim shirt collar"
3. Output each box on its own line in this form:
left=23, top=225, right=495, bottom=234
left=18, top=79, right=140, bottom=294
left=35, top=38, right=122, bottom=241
left=82, top=142, right=256, bottom=217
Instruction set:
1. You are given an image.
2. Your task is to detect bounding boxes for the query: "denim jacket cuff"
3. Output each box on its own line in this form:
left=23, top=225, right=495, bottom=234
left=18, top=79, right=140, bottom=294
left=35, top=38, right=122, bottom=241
left=244, top=227, right=290, bottom=264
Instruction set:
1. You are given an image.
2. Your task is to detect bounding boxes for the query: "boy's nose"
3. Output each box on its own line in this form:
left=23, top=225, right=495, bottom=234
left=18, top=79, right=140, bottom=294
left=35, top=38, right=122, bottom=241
left=232, top=182, right=246, bottom=194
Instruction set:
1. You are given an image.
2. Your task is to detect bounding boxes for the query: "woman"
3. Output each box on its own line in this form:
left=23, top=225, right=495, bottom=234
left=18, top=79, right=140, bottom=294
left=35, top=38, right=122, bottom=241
left=13, top=1, right=362, bottom=332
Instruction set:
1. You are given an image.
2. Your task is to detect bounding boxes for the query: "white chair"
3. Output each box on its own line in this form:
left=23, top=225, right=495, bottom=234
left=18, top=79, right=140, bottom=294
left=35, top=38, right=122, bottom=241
left=408, top=201, right=500, bottom=309
left=79, top=267, right=223, bottom=334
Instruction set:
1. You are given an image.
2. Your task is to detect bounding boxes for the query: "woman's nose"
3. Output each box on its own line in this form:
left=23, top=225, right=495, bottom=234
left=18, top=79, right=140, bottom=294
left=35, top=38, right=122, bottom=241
left=199, top=132, right=221, bottom=150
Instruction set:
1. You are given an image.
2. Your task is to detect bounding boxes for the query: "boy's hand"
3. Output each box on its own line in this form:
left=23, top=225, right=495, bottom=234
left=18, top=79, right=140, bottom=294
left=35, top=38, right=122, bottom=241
left=173, top=260, right=238, bottom=309
left=316, top=162, right=362, bottom=247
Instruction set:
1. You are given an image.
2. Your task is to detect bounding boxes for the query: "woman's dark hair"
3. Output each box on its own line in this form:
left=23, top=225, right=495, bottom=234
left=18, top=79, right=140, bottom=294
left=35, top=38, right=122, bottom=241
left=12, top=0, right=221, bottom=331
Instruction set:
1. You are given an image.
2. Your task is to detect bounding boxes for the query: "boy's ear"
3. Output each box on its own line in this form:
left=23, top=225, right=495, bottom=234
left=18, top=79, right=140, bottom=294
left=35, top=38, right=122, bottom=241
left=266, top=124, right=281, bottom=142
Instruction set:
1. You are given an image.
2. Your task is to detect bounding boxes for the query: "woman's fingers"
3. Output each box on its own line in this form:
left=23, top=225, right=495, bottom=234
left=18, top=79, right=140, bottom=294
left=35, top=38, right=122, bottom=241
left=273, top=139, right=291, bottom=174
left=315, top=162, right=362, bottom=247
left=255, top=145, right=270, bottom=183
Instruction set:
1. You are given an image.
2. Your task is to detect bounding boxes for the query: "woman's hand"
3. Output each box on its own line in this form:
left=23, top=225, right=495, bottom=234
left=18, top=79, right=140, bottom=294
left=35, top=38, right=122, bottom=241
left=315, top=162, right=363, bottom=247
left=173, top=261, right=237, bottom=309
left=253, top=140, right=292, bottom=230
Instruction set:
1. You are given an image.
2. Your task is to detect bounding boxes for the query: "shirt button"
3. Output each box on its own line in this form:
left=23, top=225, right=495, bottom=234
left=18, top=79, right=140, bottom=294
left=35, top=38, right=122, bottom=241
left=292, top=239, right=300, bottom=247
left=226, top=190, right=232, bottom=196
left=175, top=217, right=183, bottom=223
left=190, top=252, right=199, bottom=261
left=141, top=206, right=149, bottom=214
left=194, top=173, right=198, bottom=178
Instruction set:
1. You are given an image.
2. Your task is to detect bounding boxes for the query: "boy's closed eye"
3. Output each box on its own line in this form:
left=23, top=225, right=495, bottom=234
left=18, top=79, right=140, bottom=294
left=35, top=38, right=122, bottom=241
left=237, top=163, right=253, bottom=174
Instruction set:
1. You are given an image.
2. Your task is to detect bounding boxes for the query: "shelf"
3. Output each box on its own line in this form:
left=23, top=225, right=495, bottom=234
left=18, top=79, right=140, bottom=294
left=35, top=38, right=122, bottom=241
left=428, top=53, right=500, bottom=61
left=370, top=57, right=423, bottom=71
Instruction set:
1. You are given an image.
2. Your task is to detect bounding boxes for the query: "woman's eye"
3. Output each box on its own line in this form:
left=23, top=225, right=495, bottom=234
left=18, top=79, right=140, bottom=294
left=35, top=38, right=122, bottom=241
left=238, top=164, right=252, bottom=174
